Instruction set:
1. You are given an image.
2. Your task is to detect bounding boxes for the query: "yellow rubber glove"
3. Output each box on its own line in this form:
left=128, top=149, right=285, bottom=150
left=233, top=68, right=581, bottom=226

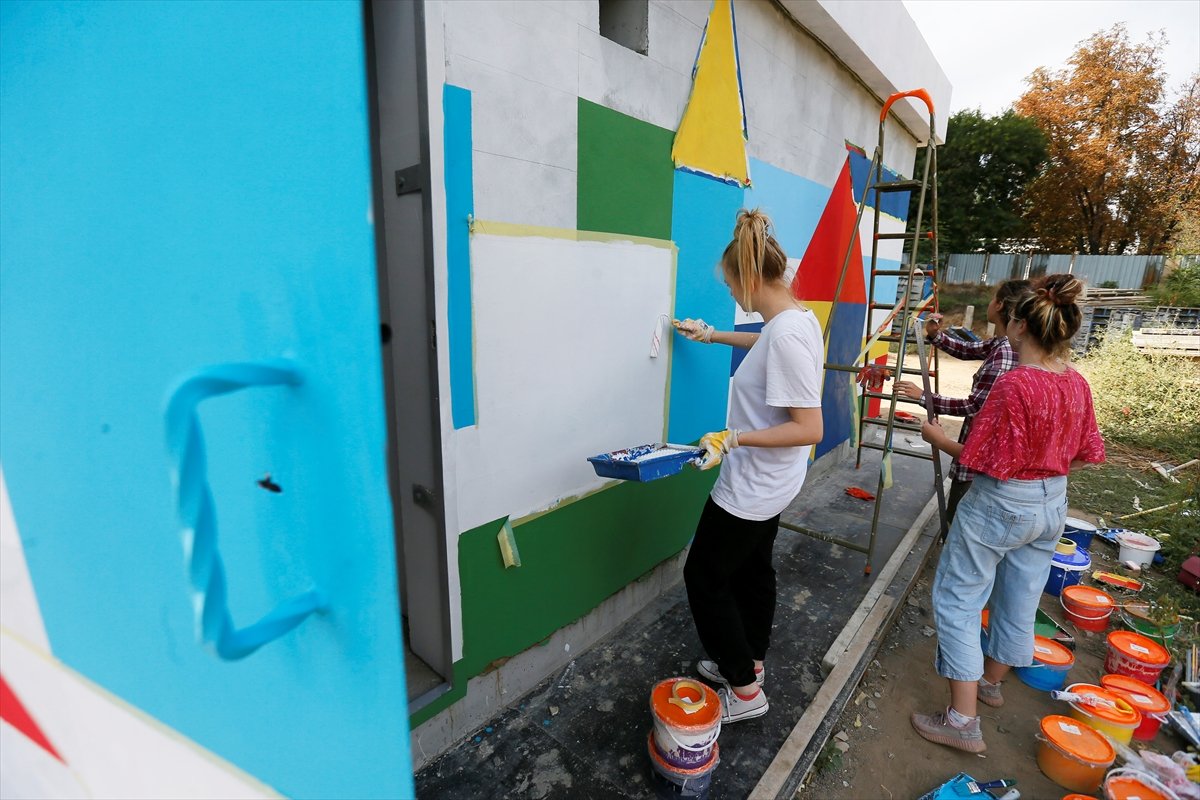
left=673, top=318, right=714, bottom=343
left=696, top=428, right=740, bottom=470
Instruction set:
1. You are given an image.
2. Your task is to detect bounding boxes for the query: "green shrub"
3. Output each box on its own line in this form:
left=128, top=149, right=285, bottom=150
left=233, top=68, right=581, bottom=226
left=1099, top=280, right=1119, bottom=289
left=1076, top=330, right=1200, bottom=461
left=1150, top=262, right=1200, bottom=307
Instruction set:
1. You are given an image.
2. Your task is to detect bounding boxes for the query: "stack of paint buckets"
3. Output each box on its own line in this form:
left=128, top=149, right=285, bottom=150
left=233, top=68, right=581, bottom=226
left=648, top=678, right=720, bottom=798
left=1038, top=627, right=1176, bottom=794
left=1045, top=537, right=1091, bottom=596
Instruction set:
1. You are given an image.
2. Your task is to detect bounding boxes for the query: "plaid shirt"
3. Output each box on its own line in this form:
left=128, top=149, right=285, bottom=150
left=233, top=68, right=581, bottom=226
left=927, top=332, right=1018, bottom=482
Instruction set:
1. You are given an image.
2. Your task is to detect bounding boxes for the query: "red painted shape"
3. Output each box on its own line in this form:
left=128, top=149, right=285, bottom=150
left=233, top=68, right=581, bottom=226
left=792, top=158, right=866, bottom=303
left=0, top=673, right=65, bottom=763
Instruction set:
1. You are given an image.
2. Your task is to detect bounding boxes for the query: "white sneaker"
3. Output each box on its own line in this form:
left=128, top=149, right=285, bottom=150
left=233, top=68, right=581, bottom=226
left=697, top=659, right=765, bottom=688
left=719, top=686, right=769, bottom=723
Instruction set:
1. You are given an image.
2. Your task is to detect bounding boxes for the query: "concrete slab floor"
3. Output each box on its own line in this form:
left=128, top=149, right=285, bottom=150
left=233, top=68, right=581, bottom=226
left=414, top=447, right=948, bottom=799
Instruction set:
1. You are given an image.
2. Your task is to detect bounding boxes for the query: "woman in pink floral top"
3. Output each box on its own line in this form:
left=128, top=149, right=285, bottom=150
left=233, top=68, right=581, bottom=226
left=910, top=274, right=1105, bottom=754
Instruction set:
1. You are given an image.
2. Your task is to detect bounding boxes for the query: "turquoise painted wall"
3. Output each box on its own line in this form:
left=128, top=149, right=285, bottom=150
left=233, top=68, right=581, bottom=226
left=0, top=3, right=413, bottom=797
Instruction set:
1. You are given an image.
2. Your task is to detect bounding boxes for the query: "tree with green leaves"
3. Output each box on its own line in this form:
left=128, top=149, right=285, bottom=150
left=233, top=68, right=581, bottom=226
left=909, top=109, right=1047, bottom=261
left=1016, top=25, right=1200, bottom=255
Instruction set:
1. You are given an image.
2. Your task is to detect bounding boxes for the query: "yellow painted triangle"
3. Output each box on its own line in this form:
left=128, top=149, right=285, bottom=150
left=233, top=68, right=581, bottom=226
left=671, top=0, right=749, bottom=186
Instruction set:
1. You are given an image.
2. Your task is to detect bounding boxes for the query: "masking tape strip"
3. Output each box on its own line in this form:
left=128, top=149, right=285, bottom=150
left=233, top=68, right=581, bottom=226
left=497, top=518, right=521, bottom=569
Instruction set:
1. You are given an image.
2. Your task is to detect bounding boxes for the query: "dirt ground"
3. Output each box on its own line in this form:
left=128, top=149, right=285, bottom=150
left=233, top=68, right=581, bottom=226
left=796, top=352, right=1190, bottom=800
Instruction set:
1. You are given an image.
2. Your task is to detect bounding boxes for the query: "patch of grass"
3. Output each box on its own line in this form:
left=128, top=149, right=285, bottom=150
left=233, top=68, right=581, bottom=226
left=1067, top=464, right=1177, bottom=521
left=1076, top=331, right=1200, bottom=463
left=936, top=283, right=994, bottom=334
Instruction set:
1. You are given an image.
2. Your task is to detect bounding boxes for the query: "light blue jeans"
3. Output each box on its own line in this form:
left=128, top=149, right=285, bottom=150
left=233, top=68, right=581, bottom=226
left=932, top=474, right=1068, bottom=682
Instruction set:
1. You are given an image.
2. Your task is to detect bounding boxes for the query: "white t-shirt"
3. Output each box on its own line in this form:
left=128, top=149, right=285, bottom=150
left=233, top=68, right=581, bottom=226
left=710, top=307, right=824, bottom=521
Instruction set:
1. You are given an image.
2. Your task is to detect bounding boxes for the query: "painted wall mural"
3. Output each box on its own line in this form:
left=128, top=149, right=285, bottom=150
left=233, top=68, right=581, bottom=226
left=671, top=0, right=750, bottom=186
left=434, top=0, right=917, bottom=725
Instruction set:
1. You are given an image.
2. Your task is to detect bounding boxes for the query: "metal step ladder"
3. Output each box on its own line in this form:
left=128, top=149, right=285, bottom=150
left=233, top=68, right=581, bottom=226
left=779, top=88, right=948, bottom=575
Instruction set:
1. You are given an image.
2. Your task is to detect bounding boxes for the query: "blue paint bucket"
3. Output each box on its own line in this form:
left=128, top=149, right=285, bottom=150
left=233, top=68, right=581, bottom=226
left=1015, top=635, right=1075, bottom=691
left=1044, top=543, right=1090, bottom=597
left=1062, top=516, right=1097, bottom=551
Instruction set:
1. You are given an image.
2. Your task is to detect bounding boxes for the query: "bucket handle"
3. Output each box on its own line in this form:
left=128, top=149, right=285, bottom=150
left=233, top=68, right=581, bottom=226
left=660, top=717, right=722, bottom=753
left=1059, top=593, right=1114, bottom=621
left=668, top=680, right=708, bottom=715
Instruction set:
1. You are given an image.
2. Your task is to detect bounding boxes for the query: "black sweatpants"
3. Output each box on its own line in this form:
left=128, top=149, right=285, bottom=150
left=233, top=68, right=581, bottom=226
left=683, top=497, right=780, bottom=689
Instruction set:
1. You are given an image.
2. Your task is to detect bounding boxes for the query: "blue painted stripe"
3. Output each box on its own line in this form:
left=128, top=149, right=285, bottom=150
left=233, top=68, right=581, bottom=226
left=872, top=257, right=902, bottom=304
left=848, top=149, right=911, bottom=220
left=815, top=302, right=868, bottom=459
left=730, top=321, right=763, bottom=376
left=668, top=170, right=742, bottom=443
left=742, top=158, right=828, bottom=263
left=444, top=84, right=476, bottom=429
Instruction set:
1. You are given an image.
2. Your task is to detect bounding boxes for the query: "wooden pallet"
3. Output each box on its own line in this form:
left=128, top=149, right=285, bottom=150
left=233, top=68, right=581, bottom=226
left=1132, top=327, right=1200, bottom=356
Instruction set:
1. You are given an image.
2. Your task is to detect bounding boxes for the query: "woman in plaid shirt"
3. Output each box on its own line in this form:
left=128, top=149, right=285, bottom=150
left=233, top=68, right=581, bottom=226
left=892, top=279, right=1028, bottom=521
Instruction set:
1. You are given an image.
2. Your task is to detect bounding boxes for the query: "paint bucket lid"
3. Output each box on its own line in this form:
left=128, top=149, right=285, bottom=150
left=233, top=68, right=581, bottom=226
left=1052, top=547, right=1090, bottom=571
left=1032, top=635, right=1074, bottom=667
left=1100, top=674, right=1171, bottom=713
left=1064, top=516, right=1098, bottom=532
left=1107, top=630, right=1171, bottom=666
left=1039, top=714, right=1115, bottom=765
left=1105, top=773, right=1172, bottom=800
left=1064, top=683, right=1140, bottom=727
left=1062, top=584, right=1114, bottom=611
left=650, top=678, right=721, bottom=730
left=1115, top=531, right=1160, bottom=552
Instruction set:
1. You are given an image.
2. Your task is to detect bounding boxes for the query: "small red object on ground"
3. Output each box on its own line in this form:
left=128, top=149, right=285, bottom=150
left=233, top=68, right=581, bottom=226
left=845, top=487, right=875, bottom=501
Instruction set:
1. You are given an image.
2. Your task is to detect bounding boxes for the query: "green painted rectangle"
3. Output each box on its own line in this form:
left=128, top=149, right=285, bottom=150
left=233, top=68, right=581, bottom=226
left=458, top=469, right=716, bottom=680
left=577, top=98, right=675, bottom=240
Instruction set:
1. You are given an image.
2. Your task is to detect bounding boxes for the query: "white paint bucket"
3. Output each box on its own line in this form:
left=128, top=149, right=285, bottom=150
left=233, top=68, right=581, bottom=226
left=649, top=678, right=721, bottom=771
left=1115, top=531, right=1160, bottom=568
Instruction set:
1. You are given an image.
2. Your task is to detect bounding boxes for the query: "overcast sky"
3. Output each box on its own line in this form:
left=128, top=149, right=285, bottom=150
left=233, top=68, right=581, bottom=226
left=903, top=0, right=1200, bottom=116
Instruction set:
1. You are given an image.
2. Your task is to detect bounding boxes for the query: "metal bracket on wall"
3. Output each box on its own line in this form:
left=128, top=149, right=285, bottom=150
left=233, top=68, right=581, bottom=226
left=395, top=164, right=424, bottom=196
left=412, top=483, right=436, bottom=509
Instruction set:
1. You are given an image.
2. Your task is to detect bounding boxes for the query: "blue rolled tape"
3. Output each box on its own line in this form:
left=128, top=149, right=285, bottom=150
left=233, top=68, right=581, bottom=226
left=165, top=359, right=328, bottom=660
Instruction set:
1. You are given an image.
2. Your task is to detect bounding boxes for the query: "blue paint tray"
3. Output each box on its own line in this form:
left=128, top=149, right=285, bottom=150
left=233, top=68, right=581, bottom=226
left=587, top=443, right=703, bottom=482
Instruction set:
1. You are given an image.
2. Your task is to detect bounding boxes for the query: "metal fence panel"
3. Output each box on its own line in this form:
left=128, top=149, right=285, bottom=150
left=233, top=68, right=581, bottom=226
left=1071, top=255, right=1163, bottom=289
left=945, top=253, right=985, bottom=284
left=984, top=254, right=1021, bottom=285
left=943, top=253, right=1189, bottom=289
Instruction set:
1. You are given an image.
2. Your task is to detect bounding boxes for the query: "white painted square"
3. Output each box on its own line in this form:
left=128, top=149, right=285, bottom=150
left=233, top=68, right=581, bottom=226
left=456, top=231, right=676, bottom=530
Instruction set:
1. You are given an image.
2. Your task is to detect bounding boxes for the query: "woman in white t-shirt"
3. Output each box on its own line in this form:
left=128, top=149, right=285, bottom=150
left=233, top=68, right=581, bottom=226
left=673, top=208, right=824, bottom=723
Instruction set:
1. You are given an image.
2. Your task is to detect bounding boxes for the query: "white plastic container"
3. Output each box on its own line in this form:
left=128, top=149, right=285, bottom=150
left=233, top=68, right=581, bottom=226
left=1116, top=531, right=1160, bottom=567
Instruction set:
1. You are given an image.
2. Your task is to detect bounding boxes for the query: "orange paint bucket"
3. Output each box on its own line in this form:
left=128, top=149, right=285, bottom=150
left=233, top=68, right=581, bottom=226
left=1036, top=714, right=1115, bottom=793
left=1064, top=682, right=1141, bottom=745
left=1060, top=585, right=1114, bottom=632
left=648, top=678, right=721, bottom=770
left=1103, top=768, right=1174, bottom=800
left=1099, top=673, right=1171, bottom=741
